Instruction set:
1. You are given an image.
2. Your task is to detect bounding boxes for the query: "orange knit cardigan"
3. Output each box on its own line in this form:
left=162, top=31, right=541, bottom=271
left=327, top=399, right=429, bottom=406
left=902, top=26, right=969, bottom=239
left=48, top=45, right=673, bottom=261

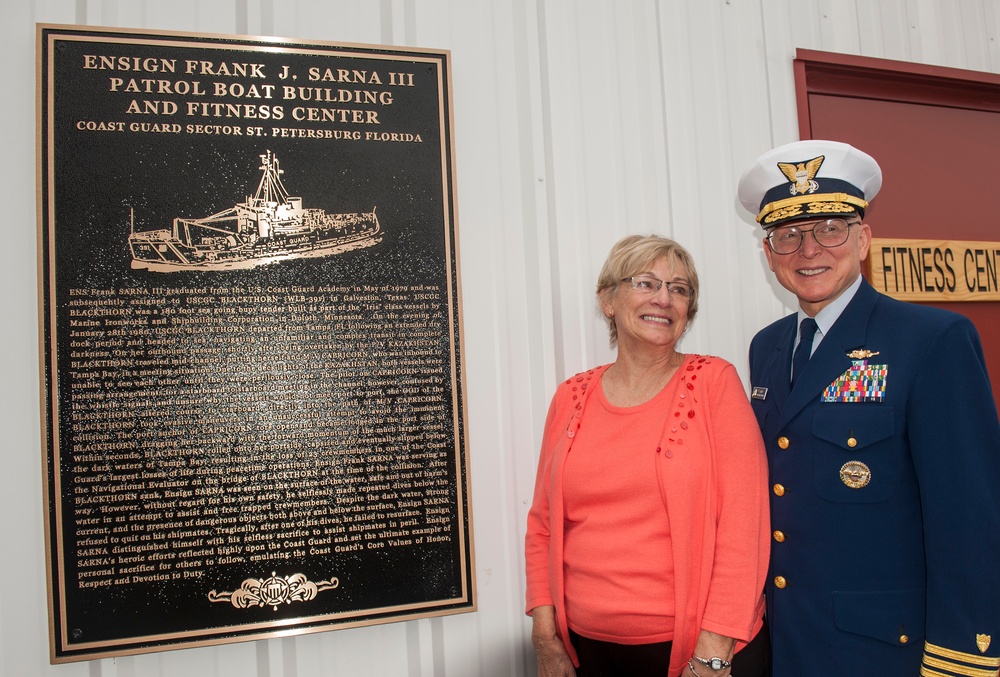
left=525, top=356, right=769, bottom=677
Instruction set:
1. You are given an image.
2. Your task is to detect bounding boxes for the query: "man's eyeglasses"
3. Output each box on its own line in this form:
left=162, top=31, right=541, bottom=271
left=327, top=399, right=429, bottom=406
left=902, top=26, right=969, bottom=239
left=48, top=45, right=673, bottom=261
left=622, top=275, right=693, bottom=300
left=765, top=218, right=858, bottom=255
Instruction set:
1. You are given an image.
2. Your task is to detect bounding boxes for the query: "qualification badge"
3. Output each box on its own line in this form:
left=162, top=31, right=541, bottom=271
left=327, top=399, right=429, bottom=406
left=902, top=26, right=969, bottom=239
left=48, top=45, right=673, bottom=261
left=840, top=460, right=872, bottom=489
left=823, top=349, right=887, bottom=403
left=846, top=349, right=880, bottom=359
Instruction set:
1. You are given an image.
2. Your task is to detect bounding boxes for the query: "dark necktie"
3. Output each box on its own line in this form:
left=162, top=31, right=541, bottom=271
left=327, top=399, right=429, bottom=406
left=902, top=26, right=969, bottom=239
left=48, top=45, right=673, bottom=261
left=791, top=317, right=818, bottom=387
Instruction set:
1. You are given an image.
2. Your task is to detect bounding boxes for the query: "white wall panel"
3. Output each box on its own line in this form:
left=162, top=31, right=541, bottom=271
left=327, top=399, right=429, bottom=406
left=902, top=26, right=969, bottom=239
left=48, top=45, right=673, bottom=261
left=4, top=1, right=1000, bottom=675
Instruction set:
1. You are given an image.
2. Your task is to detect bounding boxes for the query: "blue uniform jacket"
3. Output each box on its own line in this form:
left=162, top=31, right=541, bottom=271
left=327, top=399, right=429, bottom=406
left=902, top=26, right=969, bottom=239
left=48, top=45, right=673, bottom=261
left=749, top=278, right=1000, bottom=676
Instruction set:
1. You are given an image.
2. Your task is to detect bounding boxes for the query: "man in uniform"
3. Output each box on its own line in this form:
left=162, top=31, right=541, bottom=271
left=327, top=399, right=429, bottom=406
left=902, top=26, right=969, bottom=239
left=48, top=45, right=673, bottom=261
left=736, top=139, right=1000, bottom=676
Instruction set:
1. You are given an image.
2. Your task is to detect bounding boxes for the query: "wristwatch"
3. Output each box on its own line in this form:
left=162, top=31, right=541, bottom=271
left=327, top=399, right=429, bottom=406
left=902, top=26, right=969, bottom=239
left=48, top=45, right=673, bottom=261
left=692, top=655, right=732, bottom=671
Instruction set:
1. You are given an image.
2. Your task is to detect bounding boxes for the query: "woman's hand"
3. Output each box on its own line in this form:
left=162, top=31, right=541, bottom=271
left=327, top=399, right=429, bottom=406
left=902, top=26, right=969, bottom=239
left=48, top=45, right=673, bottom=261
left=689, top=629, right=736, bottom=677
left=530, top=606, right=576, bottom=677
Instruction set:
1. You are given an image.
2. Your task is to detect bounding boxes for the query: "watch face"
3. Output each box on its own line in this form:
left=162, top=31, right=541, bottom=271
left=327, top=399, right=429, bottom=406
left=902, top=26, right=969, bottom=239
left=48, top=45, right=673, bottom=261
left=710, top=659, right=724, bottom=670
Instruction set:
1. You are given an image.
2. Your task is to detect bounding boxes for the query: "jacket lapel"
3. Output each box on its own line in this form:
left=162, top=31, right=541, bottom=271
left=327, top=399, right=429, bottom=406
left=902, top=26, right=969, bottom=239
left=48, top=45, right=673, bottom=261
left=777, top=280, right=880, bottom=428
left=759, top=316, right=796, bottom=415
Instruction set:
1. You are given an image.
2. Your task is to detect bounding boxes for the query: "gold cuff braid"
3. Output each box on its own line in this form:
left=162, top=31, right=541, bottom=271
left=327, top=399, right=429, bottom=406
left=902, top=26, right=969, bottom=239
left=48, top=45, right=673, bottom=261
left=922, top=641, right=1000, bottom=677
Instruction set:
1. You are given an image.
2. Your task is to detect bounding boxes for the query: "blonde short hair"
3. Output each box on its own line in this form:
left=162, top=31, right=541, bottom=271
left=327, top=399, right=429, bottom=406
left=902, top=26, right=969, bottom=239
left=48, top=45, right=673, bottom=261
left=596, top=234, right=700, bottom=346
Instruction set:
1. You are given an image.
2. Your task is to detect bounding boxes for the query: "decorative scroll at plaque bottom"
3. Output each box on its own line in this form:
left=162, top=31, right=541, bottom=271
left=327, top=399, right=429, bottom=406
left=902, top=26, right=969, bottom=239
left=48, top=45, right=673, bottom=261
left=208, top=573, right=340, bottom=611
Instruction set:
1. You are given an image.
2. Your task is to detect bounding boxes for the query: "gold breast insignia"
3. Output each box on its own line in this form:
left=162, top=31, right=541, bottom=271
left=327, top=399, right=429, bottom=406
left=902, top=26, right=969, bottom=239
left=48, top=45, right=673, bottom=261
left=840, top=461, right=872, bottom=489
left=847, top=349, right=880, bottom=360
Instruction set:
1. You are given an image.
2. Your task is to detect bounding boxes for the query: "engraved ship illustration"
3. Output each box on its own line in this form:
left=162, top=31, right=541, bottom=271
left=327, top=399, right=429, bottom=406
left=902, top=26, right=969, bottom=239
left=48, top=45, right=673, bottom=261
left=128, top=150, right=381, bottom=271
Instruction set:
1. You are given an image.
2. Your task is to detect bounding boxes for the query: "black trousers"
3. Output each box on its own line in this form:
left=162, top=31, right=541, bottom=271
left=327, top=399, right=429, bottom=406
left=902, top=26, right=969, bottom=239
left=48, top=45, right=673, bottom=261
left=570, top=618, right=770, bottom=677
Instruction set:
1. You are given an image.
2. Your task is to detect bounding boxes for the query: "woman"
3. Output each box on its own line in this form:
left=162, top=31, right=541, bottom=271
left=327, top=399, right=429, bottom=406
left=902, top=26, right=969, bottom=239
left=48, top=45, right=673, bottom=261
left=524, top=235, right=770, bottom=677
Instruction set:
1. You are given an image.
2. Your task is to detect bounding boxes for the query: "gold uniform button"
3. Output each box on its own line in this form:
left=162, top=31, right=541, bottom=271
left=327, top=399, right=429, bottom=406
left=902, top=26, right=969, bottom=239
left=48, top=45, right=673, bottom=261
left=778, top=437, right=790, bottom=449
left=773, top=484, right=786, bottom=496
left=899, top=635, right=909, bottom=644
left=847, top=437, right=858, bottom=448
left=774, top=576, right=787, bottom=589
left=773, top=530, right=785, bottom=542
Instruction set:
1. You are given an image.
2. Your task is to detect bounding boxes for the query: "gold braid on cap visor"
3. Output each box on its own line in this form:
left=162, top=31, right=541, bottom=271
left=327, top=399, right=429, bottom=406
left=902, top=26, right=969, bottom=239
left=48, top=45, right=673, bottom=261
left=757, top=193, right=869, bottom=225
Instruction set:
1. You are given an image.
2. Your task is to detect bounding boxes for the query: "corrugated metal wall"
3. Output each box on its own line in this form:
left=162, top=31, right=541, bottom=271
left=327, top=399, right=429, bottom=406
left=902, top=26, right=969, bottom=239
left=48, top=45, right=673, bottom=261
left=3, top=1, right=999, bottom=675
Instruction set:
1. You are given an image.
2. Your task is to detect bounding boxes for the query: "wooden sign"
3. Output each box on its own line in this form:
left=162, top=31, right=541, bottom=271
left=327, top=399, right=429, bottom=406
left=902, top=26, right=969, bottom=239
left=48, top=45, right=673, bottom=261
left=868, top=238, right=1000, bottom=302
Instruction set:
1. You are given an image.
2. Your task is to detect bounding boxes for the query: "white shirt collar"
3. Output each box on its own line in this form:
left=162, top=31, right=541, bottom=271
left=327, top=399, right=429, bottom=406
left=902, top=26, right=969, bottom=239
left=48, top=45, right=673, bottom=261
left=796, top=274, right=863, bottom=349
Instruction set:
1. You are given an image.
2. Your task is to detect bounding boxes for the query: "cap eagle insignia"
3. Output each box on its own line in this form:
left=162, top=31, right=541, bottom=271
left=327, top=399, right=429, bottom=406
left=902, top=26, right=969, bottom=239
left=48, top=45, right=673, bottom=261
left=778, top=155, right=824, bottom=196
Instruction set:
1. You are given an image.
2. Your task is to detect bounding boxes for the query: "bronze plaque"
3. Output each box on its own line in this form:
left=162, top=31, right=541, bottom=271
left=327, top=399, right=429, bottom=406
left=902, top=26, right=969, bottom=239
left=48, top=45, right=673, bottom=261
left=37, top=24, right=473, bottom=662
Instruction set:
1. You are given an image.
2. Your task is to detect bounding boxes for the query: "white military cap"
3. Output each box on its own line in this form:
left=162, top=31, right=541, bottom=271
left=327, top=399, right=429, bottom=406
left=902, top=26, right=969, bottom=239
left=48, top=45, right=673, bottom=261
left=737, top=139, right=882, bottom=228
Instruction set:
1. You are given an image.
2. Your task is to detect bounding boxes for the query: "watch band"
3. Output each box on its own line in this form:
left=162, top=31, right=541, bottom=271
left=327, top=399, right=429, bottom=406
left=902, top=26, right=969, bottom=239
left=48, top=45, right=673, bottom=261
left=691, top=654, right=732, bottom=670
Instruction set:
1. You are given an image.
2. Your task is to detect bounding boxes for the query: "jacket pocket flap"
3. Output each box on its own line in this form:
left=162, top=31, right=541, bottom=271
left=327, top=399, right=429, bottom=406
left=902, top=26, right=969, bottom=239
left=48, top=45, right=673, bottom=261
left=833, top=589, right=924, bottom=645
left=814, top=407, right=894, bottom=450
